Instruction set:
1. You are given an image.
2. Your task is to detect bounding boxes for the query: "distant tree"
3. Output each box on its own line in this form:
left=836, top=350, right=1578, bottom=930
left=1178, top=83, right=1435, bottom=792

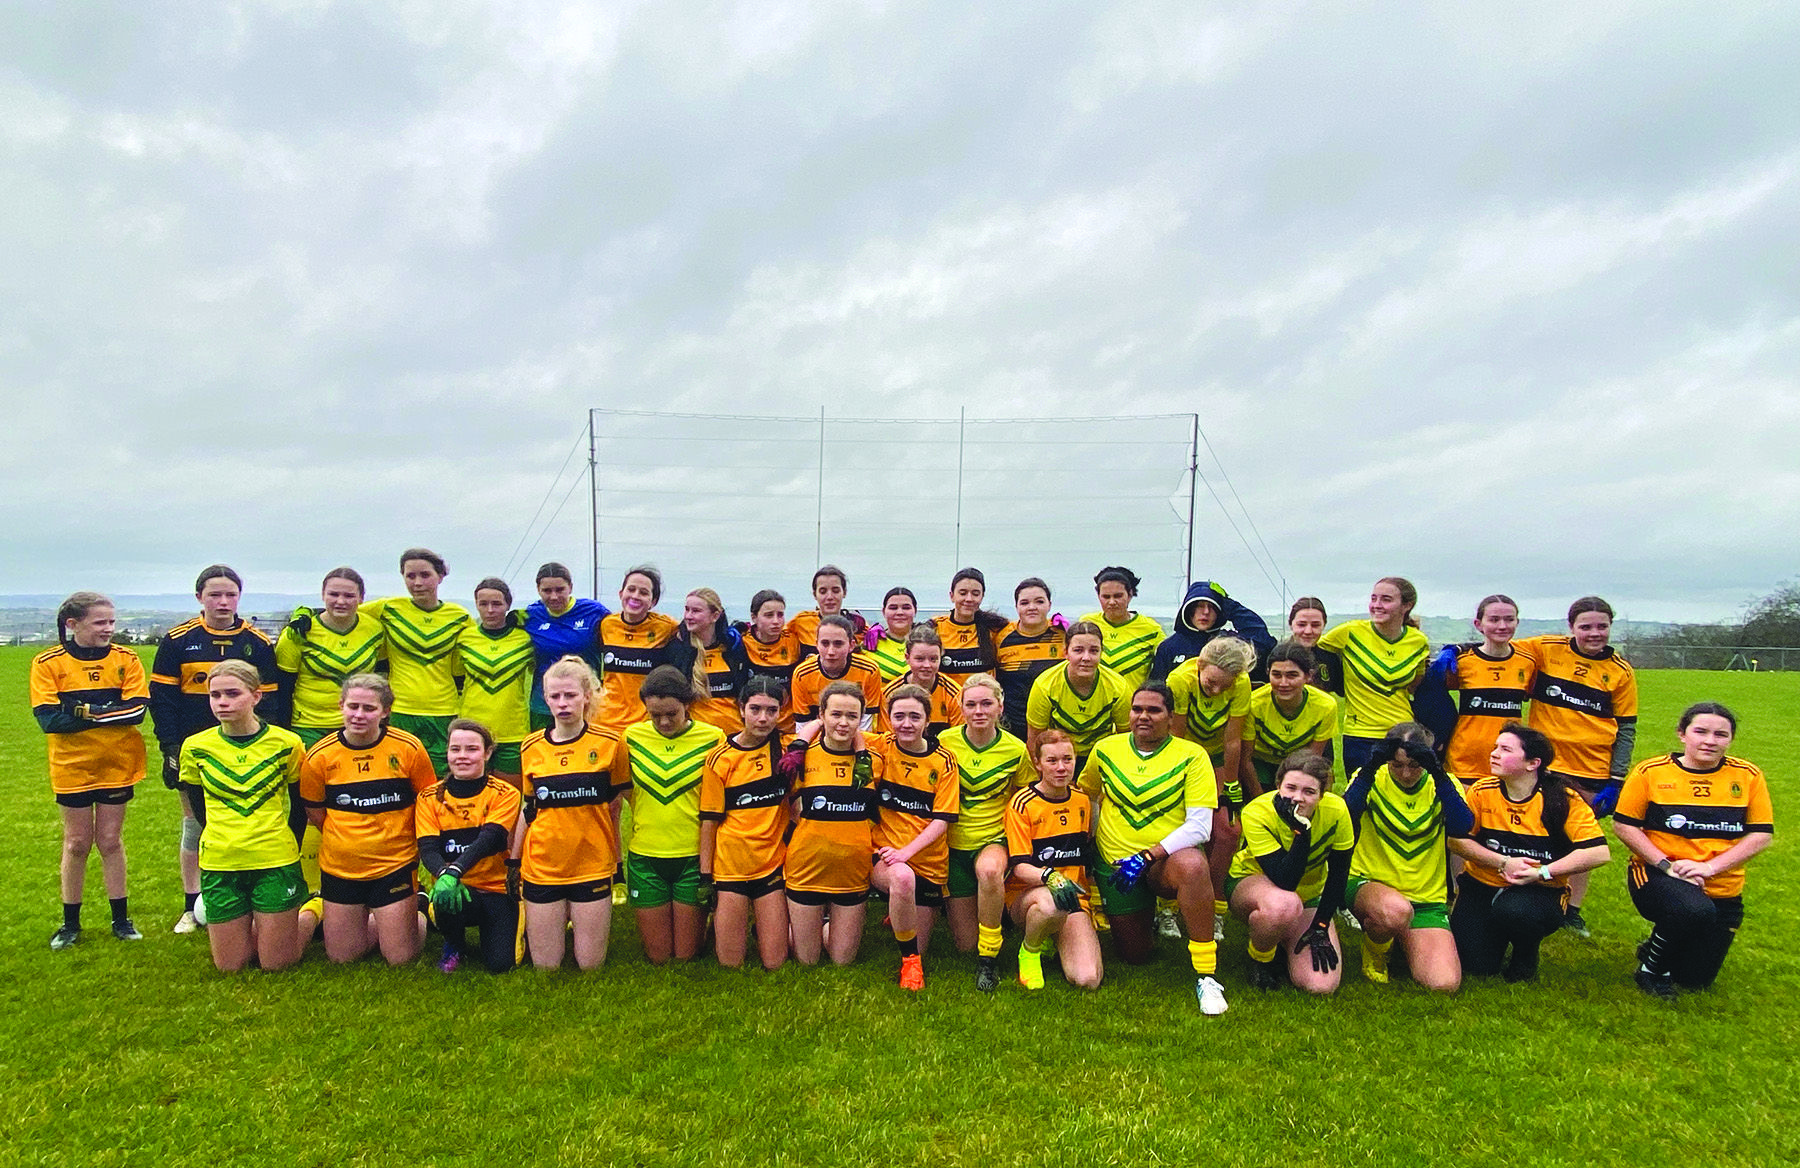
left=1739, top=582, right=1800, bottom=646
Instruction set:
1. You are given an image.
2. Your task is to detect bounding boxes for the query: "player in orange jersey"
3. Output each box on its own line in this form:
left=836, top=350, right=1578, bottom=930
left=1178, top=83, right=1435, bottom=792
left=782, top=681, right=883, bottom=966
left=700, top=675, right=791, bottom=970
left=869, top=685, right=961, bottom=990
left=1006, top=730, right=1102, bottom=990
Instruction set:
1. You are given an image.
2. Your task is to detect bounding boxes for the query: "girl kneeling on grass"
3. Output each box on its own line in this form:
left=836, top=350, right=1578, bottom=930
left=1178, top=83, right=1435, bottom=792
left=782, top=681, right=884, bottom=967
left=868, top=685, right=962, bottom=991
left=1005, top=730, right=1101, bottom=990
left=699, top=676, right=792, bottom=970
left=185, top=661, right=308, bottom=972
left=417, top=719, right=522, bottom=974
left=30, top=591, right=150, bottom=950
left=517, top=656, right=627, bottom=970
left=1227, top=755, right=1355, bottom=994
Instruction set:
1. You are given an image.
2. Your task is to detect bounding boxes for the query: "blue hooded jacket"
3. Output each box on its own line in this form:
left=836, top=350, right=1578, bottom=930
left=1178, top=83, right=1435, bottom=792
left=1149, top=580, right=1275, bottom=681
left=524, top=596, right=610, bottom=715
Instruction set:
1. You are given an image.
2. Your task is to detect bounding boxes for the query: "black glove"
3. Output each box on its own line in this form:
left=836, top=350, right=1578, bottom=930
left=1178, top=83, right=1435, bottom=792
left=161, top=753, right=182, bottom=789
left=286, top=606, right=315, bottom=637
left=1370, top=737, right=1400, bottom=767
left=1043, top=871, right=1083, bottom=913
left=1398, top=740, right=1441, bottom=773
left=505, top=859, right=521, bottom=900
left=1294, top=921, right=1338, bottom=974
left=1272, top=795, right=1312, bottom=833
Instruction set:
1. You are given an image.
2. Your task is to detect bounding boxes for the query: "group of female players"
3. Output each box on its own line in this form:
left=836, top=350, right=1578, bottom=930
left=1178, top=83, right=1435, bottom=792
left=31, top=554, right=1774, bottom=1009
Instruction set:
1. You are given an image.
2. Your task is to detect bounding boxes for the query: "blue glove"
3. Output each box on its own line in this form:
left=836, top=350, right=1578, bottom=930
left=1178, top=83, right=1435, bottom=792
left=1426, top=643, right=1459, bottom=683
left=1590, top=778, right=1624, bottom=819
left=1110, top=850, right=1152, bottom=891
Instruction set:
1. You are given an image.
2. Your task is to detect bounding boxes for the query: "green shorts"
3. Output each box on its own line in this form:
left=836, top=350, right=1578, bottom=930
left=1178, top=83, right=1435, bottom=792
left=947, top=842, right=1002, bottom=900
left=391, top=713, right=451, bottom=777
left=294, top=725, right=336, bottom=749
left=1225, top=872, right=1320, bottom=909
left=490, top=742, right=523, bottom=775
left=1345, top=875, right=1450, bottom=931
left=1094, top=857, right=1156, bottom=918
left=1253, top=758, right=1277, bottom=790
left=201, top=861, right=308, bottom=924
left=627, top=852, right=704, bottom=909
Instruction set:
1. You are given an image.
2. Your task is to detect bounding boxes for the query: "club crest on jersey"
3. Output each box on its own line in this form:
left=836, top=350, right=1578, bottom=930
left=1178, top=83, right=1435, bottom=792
left=588, top=751, right=599, bottom=764
left=389, top=755, right=400, bottom=770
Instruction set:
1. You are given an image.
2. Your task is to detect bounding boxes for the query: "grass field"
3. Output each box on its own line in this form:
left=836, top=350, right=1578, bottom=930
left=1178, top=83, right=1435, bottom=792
left=3, top=646, right=1795, bottom=1167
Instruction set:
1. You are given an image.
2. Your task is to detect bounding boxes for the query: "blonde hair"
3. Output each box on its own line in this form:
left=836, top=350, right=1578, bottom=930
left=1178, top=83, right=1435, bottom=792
left=210, top=659, right=263, bottom=691
left=960, top=672, right=1004, bottom=706
left=1197, top=636, right=1256, bottom=677
left=543, top=655, right=601, bottom=718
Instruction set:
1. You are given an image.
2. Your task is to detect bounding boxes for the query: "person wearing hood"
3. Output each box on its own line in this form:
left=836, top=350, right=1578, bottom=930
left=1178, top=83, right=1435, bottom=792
left=1150, top=581, right=1275, bottom=683
left=523, top=562, right=610, bottom=732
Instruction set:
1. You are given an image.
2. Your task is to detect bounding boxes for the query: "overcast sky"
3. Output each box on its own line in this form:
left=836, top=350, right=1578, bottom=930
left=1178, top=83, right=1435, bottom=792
left=3, top=2, right=1796, bottom=624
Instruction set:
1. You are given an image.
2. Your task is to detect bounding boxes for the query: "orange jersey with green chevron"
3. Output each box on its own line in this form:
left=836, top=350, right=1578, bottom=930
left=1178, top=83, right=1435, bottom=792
left=360, top=597, right=472, bottom=717
left=1316, top=620, right=1429, bottom=736
left=620, top=718, right=726, bottom=859
left=455, top=622, right=535, bottom=744
left=1078, top=732, right=1216, bottom=863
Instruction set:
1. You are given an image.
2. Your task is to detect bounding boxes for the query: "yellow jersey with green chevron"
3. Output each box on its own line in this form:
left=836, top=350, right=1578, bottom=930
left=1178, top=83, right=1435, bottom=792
left=1025, top=662, right=1132, bottom=760
left=275, top=615, right=386, bottom=730
left=1078, top=611, right=1163, bottom=687
left=621, top=718, right=726, bottom=859
left=1248, top=683, right=1338, bottom=763
left=181, top=723, right=305, bottom=872
left=1315, top=620, right=1429, bottom=736
left=1229, top=791, right=1354, bottom=903
left=1350, top=764, right=1452, bottom=903
left=1165, top=662, right=1251, bottom=756
left=455, top=622, right=535, bottom=744
left=866, top=632, right=911, bottom=683
left=361, top=597, right=472, bottom=717
left=1079, top=732, right=1216, bottom=863
left=939, top=725, right=1035, bottom=851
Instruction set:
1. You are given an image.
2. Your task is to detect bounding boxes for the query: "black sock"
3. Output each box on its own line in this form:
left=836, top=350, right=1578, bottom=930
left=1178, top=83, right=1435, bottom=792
left=899, top=936, right=919, bottom=958
left=184, top=891, right=199, bottom=913
left=63, top=903, right=82, bottom=931
left=109, top=897, right=129, bottom=925
left=1641, top=928, right=1671, bottom=976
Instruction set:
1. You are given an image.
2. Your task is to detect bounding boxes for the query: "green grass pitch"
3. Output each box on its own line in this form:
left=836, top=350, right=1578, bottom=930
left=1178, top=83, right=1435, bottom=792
left=2, top=646, right=1795, bottom=1166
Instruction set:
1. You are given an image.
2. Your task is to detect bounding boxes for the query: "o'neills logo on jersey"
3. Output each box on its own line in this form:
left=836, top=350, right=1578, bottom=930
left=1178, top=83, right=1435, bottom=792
left=334, top=790, right=407, bottom=810
left=602, top=650, right=656, bottom=671
left=1541, top=684, right=1603, bottom=714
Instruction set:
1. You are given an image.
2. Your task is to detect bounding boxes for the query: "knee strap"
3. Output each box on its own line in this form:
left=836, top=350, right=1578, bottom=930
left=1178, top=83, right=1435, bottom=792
left=180, top=816, right=203, bottom=852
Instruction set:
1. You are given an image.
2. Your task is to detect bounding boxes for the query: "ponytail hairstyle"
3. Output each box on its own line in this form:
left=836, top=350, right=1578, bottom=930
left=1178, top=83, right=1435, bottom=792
left=1031, top=728, right=1074, bottom=766
left=677, top=588, right=726, bottom=692
left=1567, top=595, right=1614, bottom=625
left=398, top=548, right=447, bottom=577
left=542, top=655, right=601, bottom=720
left=474, top=576, right=513, bottom=605
left=341, top=672, right=396, bottom=712
left=56, top=591, right=113, bottom=647
left=1677, top=701, right=1737, bottom=735
left=1475, top=593, right=1517, bottom=621
left=322, top=567, right=366, bottom=597
left=949, top=566, right=1009, bottom=671
left=1499, top=721, right=1567, bottom=837
left=196, top=564, right=243, bottom=594
left=1376, top=576, right=1419, bottom=628
left=1014, top=577, right=1052, bottom=603
left=1094, top=566, right=1141, bottom=597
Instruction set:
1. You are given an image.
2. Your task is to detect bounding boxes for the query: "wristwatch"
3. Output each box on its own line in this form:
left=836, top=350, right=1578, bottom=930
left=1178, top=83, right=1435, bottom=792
left=1654, top=858, right=1673, bottom=874
left=1536, top=864, right=1554, bottom=882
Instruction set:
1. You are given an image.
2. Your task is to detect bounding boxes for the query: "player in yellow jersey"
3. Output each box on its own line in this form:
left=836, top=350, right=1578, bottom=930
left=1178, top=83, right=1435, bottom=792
left=276, top=567, right=385, bottom=748
left=1435, top=594, right=1536, bottom=782
left=868, top=685, right=961, bottom=990
left=1518, top=596, right=1639, bottom=939
left=1081, top=566, right=1163, bottom=687
left=1316, top=577, right=1429, bottom=778
left=1248, top=641, right=1337, bottom=788
left=700, top=676, right=791, bottom=970
left=1166, top=635, right=1258, bottom=940
left=678, top=588, right=754, bottom=735
left=455, top=578, right=535, bottom=784
left=1449, top=724, right=1610, bottom=981
left=994, top=578, right=1065, bottom=739
left=1341, top=724, right=1472, bottom=992
left=929, top=568, right=1010, bottom=687
left=1080, top=682, right=1228, bottom=1014
left=31, top=592, right=150, bottom=949
left=620, top=666, right=726, bottom=964
left=865, top=587, right=919, bottom=683
left=939, top=674, right=1034, bottom=991
left=872, top=626, right=964, bottom=735
left=1614, top=703, right=1775, bottom=997
left=185, top=661, right=308, bottom=972
left=361, top=548, right=472, bottom=779
left=1006, top=731, right=1102, bottom=990
left=1025, top=621, right=1131, bottom=770
left=1227, top=755, right=1354, bottom=994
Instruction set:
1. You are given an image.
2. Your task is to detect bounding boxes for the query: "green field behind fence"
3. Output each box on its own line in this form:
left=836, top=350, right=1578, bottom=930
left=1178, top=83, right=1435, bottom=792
left=2, top=647, right=1795, bottom=1167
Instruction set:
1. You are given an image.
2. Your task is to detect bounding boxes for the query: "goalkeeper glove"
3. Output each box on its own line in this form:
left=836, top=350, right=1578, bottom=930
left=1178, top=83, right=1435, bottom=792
left=851, top=750, right=875, bottom=790
left=695, top=873, right=715, bottom=910
left=430, top=871, right=470, bottom=914
left=286, top=607, right=315, bottom=637
left=1043, top=870, right=1082, bottom=914
left=1222, top=780, right=1246, bottom=812
left=505, top=859, right=521, bottom=900
left=1294, top=921, right=1338, bottom=974
left=1110, top=850, right=1152, bottom=891
left=1590, top=778, right=1624, bottom=819
left=1272, top=795, right=1312, bottom=833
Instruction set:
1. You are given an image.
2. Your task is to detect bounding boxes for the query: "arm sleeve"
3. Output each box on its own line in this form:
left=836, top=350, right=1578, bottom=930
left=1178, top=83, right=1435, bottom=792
left=1433, top=769, right=1475, bottom=838
left=1256, top=833, right=1312, bottom=892
left=447, top=822, right=510, bottom=877
left=1309, top=848, right=1354, bottom=922
left=1156, top=803, right=1214, bottom=854
left=148, top=637, right=182, bottom=748
left=1609, top=718, right=1638, bottom=780
left=1341, top=756, right=1381, bottom=824
left=418, top=830, right=448, bottom=878
left=1219, top=596, right=1274, bottom=656
left=288, top=784, right=308, bottom=849
left=34, top=705, right=87, bottom=734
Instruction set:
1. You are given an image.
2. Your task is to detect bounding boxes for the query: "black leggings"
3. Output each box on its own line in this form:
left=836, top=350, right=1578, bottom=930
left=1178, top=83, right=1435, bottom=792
left=436, top=889, right=519, bottom=973
left=1450, top=874, right=1566, bottom=981
left=1629, top=867, right=1743, bottom=989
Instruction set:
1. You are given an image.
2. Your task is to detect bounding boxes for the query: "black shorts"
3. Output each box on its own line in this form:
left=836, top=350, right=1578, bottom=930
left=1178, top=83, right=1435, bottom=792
left=786, top=887, right=869, bottom=908
left=523, top=877, right=612, bottom=905
left=1559, top=772, right=1611, bottom=796
left=913, top=877, right=945, bottom=909
left=321, top=865, right=417, bottom=909
left=716, top=869, right=785, bottom=900
left=56, top=785, right=135, bottom=809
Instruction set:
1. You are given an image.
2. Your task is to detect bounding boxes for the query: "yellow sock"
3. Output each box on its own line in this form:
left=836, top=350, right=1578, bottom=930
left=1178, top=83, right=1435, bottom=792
left=1157, top=896, right=1176, bottom=913
left=894, top=928, right=915, bottom=944
left=1248, top=941, right=1278, bottom=964
left=1362, top=935, right=1392, bottom=983
left=977, top=924, right=1003, bottom=958
left=1018, top=942, right=1045, bottom=990
left=1213, top=899, right=1228, bottom=918
left=1187, top=939, right=1218, bottom=977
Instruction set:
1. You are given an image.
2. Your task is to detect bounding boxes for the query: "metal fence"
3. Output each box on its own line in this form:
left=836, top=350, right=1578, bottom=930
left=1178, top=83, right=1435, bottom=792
left=1619, top=645, right=1800, bottom=671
